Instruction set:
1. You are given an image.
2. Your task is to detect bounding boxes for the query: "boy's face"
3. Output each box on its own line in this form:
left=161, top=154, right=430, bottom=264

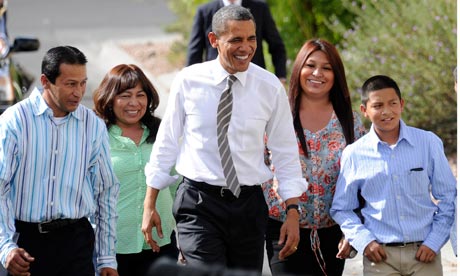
left=360, top=88, right=404, bottom=143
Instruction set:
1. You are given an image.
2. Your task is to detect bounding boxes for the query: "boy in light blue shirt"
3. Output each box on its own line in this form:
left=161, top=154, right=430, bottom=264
left=331, top=75, right=456, bottom=275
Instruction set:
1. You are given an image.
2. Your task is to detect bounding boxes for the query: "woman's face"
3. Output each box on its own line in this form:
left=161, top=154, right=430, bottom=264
left=300, top=50, right=334, bottom=99
left=113, top=83, right=148, bottom=128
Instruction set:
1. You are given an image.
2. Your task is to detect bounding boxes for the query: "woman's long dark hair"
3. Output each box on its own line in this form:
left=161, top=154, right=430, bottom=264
left=289, top=39, right=354, bottom=157
left=93, top=64, right=161, bottom=143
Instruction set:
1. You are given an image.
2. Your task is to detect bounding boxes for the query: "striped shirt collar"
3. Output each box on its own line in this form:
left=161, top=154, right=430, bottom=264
left=30, top=87, right=84, bottom=120
left=369, top=119, right=415, bottom=151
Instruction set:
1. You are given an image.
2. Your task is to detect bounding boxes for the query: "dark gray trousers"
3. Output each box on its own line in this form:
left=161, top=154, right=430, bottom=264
left=173, top=178, right=268, bottom=273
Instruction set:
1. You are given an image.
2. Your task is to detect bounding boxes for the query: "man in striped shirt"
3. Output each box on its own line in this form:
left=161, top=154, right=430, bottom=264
left=0, top=46, right=119, bottom=276
left=331, top=75, right=456, bottom=276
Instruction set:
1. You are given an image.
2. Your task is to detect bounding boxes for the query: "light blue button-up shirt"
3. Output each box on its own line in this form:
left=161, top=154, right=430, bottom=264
left=331, top=120, right=456, bottom=254
left=0, top=88, right=119, bottom=270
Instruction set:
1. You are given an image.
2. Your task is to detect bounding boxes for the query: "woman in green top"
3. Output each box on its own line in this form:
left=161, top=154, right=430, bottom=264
left=93, top=64, right=179, bottom=276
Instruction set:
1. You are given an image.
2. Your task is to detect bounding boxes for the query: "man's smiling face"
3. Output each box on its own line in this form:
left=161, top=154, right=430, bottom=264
left=209, top=19, right=257, bottom=74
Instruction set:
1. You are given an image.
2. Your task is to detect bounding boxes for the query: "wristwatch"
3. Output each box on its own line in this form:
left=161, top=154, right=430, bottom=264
left=285, top=204, right=301, bottom=215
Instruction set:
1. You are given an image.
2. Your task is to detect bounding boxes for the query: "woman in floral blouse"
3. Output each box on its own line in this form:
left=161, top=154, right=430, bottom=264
left=262, top=39, right=366, bottom=276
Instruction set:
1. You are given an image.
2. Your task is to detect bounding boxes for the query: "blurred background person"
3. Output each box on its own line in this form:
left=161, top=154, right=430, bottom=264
left=93, top=64, right=179, bottom=276
left=186, top=0, right=287, bottom=83
left=262, top=38, right=366, bottom=276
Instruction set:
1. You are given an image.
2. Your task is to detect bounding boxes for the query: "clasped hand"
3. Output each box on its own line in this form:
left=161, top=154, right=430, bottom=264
left=364, top=241, right=436, bottom=263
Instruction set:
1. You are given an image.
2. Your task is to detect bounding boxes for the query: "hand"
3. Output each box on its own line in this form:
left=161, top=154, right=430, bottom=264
left=141, top=205, right=162, bottom=252
left=336, top=236, right=353, bottom=259
left=363, top=241, right=387, bottom=263
left=277, top=210, right=300, bottom=260
left=99, top=267, right=119, bottom=276
left=5, top=248, right=34, bottom=276
left=415, top=244, right=436, bottom=263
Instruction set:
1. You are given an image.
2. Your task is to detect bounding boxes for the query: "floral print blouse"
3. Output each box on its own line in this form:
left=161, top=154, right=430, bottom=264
left=262, top=111, right=366, bottom=229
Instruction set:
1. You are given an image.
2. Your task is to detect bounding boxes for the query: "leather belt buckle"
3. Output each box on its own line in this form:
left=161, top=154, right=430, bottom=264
left=220, top=187, right=225, bottom=197
left=38, top=221, right=52, bottom=234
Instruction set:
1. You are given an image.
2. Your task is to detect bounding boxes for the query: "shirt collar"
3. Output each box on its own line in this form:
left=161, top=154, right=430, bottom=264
left=223, top=0, right=242, bottom=6
left=30, top=87, right=83, bottom=120
left=211, top=58, right=247, bottom=87
left=369, top=119, right=414, bottom=151
left=109, top=124, right=149, bottom=144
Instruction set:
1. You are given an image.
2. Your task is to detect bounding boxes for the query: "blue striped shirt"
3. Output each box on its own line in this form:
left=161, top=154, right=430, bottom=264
left=0, top=88, right=120, bottom=270
left=331, top=120, right=456, bottom=254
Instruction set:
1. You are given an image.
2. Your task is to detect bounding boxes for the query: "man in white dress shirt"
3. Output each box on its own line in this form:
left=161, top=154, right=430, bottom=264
left=142, top=5, right=306, bottom=273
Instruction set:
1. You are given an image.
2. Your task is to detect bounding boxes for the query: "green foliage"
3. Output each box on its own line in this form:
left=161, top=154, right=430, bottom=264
left=166, top=0, right=208, bottom=37
left=335, top=0, right=457, bottom=153
left=166, top=0, right=208, bottom=67
left=266, top=0, right=356, bottom=62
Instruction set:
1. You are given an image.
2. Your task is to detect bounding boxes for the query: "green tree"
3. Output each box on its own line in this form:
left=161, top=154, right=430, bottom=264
left=167, top=0, right=208, bottom=38
left=266, top=0, right=356, bottom=61
left=334, top=0, right=457, bottom=153
left=166, top=0, right=208, bottom=67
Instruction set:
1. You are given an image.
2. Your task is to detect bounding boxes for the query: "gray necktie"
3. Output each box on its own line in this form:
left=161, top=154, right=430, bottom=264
left=216, top=75, right=240, bottom=197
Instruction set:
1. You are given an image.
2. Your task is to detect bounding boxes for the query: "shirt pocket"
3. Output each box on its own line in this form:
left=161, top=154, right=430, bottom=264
left=184, top=91, right=217, bottom=148
left=403, top=169, right=430, bottom=197
left=232, top=117, right=266, bottom=152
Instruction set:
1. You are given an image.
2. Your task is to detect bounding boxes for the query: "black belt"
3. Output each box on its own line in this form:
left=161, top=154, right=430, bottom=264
left=183, top=177, right=260, bottom=201
left=15, top=218, right=85, bottom=234
left=382, top=241, right=423, bottom=247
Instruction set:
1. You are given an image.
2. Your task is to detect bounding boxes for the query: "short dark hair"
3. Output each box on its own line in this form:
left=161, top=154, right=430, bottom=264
left=211, top=5, right=255, bottom=37
left=93, top=64, right=161, bottom=143
left=41, top=46, right=87, bottom=84
left=361, top=75, right=402, bottom=105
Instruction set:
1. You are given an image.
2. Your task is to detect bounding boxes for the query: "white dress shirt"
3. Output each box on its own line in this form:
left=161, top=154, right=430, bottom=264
left=223, top=0, right=242, bottom=6
left=145, top=59, right=306, bottom=200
